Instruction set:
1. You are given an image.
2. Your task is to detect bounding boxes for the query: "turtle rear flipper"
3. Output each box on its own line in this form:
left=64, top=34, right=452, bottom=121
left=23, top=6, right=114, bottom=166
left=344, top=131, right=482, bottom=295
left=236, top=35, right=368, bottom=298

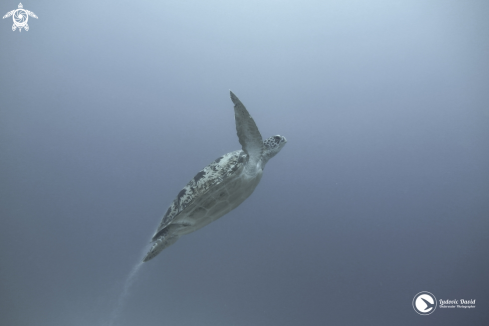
left=24, top=23, right=29, bottom=31
left=12, top=23, right=16, bottom=31
left=143, top=232, right=179, bottom=262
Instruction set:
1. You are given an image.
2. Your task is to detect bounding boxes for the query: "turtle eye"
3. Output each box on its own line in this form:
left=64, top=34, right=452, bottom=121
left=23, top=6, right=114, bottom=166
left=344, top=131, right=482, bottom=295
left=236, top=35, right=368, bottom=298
left=273, top=136, right=281, bottom=143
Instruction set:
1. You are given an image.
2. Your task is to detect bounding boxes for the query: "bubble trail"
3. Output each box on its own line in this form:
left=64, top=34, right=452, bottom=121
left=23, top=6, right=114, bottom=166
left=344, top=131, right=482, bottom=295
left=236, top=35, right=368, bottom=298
left=106, top=260, right=144, bottom=326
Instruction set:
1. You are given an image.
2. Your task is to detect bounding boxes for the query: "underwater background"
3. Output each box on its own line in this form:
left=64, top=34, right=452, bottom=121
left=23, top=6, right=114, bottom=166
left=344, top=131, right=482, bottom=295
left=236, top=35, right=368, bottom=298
left=1, top=0, right=488, bottom=325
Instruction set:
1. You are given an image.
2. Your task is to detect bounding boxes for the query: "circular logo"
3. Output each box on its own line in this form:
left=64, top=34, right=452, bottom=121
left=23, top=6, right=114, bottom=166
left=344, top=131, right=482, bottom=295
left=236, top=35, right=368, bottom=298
left=413, top=291, right=437, bottom=315
left=13, top=9, right=28, bottom=27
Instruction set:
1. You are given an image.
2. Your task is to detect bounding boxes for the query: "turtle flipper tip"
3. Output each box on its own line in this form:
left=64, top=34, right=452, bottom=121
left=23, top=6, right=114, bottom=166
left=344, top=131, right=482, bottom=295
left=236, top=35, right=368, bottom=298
left=230, top=91, right=240, bottom=105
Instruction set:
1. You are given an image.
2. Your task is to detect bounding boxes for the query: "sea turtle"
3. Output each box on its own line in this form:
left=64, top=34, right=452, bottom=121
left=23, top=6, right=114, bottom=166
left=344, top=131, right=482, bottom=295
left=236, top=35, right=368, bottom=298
left=143, top=91, right=287, bottom=262
left=3, top=3, right=38, bottom=32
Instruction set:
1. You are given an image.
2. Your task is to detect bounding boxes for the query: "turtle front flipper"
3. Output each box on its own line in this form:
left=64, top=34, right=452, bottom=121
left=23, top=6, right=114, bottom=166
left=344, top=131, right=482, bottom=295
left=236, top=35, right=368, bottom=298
left=3, top=10, right=14, bottom=19
left=26, top=10, right=38, bottom=19
left=230, top=91, right=263, bottom=175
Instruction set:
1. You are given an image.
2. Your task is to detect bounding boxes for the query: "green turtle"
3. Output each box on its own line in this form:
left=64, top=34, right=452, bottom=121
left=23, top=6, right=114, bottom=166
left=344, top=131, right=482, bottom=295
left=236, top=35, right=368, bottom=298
left=143, top=91, right=287, bottom=262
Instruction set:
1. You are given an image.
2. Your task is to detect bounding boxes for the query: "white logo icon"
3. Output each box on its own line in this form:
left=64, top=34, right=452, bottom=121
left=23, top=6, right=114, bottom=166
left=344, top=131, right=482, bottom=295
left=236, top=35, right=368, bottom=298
left=413, top=291, right=437, bottom=315
left=3, top=3, right=37, bottom=32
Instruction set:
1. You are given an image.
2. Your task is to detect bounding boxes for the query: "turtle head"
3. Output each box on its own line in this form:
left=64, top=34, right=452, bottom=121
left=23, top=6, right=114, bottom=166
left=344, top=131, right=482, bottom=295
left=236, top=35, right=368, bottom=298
left=261, top=135, right=287, bottom=166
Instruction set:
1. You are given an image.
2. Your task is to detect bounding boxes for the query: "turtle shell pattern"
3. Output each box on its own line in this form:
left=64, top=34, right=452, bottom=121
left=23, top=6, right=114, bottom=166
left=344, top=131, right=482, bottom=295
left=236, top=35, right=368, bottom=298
left=153, top=149, right=248, bottom=240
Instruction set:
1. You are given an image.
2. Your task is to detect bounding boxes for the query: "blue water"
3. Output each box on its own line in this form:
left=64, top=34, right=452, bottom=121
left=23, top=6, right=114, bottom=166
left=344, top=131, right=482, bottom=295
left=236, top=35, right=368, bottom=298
left=1, top=1, right=488, bottom=326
